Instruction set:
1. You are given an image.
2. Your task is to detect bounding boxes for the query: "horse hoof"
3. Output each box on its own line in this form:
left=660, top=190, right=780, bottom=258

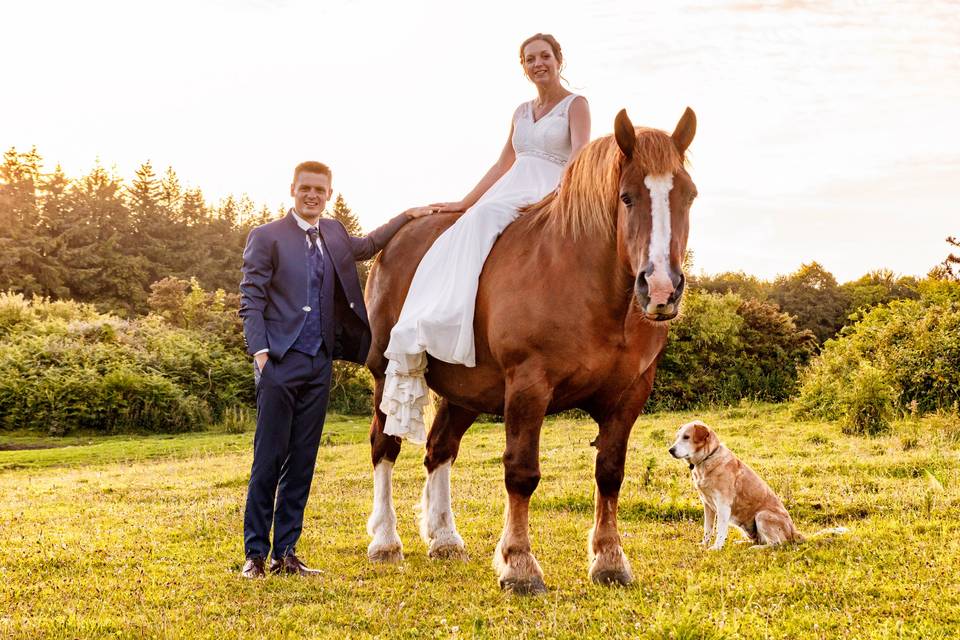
left=499, top=576, right=547, bottom=596
left=429, top=544, right=469, bottom=561
left=368, top=547, right=404, bottom=564
left=590, top=569, right=634, bottom=587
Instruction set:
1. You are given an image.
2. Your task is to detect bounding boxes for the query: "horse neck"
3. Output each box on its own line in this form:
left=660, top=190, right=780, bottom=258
left=525, top=215, right=635, bottom=312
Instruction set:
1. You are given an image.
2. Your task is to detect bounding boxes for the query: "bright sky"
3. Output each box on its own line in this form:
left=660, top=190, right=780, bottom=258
left=3, top=0, right=958, bottom=282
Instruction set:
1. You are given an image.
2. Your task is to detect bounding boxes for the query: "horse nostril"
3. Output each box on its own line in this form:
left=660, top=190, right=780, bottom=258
left=635, top=271, right=649, bottom=295
left=669, top=272, right=686, bottom=303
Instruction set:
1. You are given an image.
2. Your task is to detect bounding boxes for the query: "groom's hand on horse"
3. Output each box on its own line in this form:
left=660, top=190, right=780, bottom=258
left=405, top=206, right=439, bottom=219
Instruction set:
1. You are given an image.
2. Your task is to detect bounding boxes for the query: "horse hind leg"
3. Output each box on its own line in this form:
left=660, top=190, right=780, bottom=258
left=588, top=418, right=635, bottom=586
left=367, top=376, right=404, bottom=563
left=494, top=374, right=549, bottom=595
left=420, top=398, right=478, bottom=560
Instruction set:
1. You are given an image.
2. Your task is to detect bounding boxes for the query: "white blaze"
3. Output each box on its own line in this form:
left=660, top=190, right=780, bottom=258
left=644, top=173, right=674, bottom=278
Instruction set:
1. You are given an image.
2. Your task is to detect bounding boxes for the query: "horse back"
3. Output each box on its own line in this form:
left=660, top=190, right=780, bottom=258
left=364, top=213, right=460, bottom=374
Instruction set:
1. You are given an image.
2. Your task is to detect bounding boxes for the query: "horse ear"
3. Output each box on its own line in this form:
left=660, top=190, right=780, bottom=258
left=672, top=107, right=696, bottom=155
left=614, top=109, right=636, bottom=159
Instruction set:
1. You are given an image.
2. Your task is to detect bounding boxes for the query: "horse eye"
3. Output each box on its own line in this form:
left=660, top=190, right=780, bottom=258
left=620, top=194, right=632, bottom=206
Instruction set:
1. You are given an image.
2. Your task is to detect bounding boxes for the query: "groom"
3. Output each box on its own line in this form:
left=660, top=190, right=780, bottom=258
left=238, top=160, right=431, bottom=578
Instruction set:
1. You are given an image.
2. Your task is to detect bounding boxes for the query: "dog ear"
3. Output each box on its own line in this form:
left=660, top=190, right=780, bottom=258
left=692, top=423, right=710, bottom=443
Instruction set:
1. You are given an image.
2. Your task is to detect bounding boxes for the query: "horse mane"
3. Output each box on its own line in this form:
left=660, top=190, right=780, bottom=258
left=523, top=128, right=685, bottom=240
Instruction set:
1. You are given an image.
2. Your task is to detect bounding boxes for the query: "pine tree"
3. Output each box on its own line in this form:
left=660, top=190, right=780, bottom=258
left=128, top=160, right=161, bottom=223
left=34, top=164, right=73, bottom=298
left=180, top=187, right=207, bottom=225
left=0, top=147, right=44, bottom=294
left=159, top=166, right=183, bottom=222
left=331, top=194, right=363, bottom=235
left=331, top=194, right=372, bottom=287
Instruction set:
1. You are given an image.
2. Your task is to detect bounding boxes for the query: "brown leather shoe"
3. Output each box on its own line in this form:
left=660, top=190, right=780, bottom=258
left=269, top=553, right=322, bottom=577
left=240, top=556, right=266, bottom=579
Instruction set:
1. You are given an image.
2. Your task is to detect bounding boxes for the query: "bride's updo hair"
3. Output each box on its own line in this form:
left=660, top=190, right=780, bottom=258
left=519, top=33, right=563, bottom=67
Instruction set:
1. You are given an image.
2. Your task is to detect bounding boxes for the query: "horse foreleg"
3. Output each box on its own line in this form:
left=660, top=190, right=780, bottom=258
left=494, top=376, right=549, bottom=595
left=367, top=378, right=404, bottom=563
left=588, top=418, right=634, bottom=586
left=421, top=399, right=478, bottom=560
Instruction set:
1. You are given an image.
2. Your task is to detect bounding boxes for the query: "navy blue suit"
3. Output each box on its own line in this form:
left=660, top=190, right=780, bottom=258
left=239, top=209, right=409, bottom=560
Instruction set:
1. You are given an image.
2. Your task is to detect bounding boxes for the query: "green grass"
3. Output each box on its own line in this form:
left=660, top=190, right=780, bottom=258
left=1, top=403, right=958, bottom=639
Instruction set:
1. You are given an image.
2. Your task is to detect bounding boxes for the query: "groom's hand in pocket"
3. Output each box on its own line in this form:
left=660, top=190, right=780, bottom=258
left=254, top=352, right=269, bottom=372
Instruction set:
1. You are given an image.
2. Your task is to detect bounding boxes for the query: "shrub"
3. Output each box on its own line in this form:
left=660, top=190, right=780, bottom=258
left=648, top=290, right=816, bottom=411
left=795, top=281, right=960, bottom=427
left=0, top=294, right=247, bottom=434
left=329, top=362, right=374, bottom=415
left=839, top=364, right=896, bottom=435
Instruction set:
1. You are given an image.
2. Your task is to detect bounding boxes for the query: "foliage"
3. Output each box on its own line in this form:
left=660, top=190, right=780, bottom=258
left=839, top=364, right=896, bottom=435
left=928, top=235, right=960, bottom=281
left=795, top=280, right=960, bottom=426
left=648, top=290, right=816, bottom=411
left=690, top=270, right=769, bottom=301
left=0, top=147, right=364, bottom=317
left=0, top=293, right=251, bottom=434
left=331, top=194, right=372, bottom=289
left=769, top=262, right=850, bottom=343
left=147, top=276, right=245, bottom=351
left=329, top=362, right=374, bottom=415
left=840, top=269, right=919, bottom=317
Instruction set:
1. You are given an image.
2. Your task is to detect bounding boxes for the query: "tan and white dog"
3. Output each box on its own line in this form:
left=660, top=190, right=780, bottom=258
left=668, top=420, right=846, bottom=550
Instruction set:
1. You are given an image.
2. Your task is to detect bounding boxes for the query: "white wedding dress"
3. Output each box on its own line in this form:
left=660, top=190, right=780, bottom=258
left=381, top=93, right=581, bottom=444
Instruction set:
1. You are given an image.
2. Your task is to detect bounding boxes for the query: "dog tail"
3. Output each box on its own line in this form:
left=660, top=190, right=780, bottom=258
left=808, top=526, right=850, bottom=538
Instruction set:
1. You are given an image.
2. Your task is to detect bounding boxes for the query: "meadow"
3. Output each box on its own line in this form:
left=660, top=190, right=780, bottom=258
left=2, top=403, right=958, bottom=639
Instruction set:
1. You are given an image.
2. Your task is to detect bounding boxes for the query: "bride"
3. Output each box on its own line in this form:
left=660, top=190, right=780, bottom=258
left=381, top=33, right=591, bottom=443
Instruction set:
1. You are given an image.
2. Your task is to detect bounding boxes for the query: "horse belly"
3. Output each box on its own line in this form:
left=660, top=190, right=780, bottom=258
left=425, top=359, right=505, bottom=414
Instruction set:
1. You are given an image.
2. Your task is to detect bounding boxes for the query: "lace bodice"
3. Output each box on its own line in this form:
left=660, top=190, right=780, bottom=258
left=511, top=93, right=579, bottom=166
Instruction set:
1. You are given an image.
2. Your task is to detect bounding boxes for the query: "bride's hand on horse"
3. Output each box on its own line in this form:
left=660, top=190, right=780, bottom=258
left=429, top=201, right=467, bottom=213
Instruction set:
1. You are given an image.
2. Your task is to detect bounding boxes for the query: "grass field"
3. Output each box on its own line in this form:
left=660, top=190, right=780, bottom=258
left=1, top=403, right=958, bottom=639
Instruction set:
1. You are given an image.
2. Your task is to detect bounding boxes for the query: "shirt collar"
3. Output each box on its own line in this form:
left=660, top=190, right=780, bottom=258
left=290, top=208, right=319, bottom=233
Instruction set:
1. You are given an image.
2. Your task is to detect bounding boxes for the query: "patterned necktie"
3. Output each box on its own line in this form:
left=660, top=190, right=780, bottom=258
left=306, top=227, right=319, bottom=255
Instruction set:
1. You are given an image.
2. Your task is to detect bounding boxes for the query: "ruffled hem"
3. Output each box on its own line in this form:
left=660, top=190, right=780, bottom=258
left=380, top=352, right=429, bottom=445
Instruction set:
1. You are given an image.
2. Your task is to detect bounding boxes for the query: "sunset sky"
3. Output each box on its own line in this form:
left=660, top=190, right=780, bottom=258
left=3, top=0, right=958, bottom=281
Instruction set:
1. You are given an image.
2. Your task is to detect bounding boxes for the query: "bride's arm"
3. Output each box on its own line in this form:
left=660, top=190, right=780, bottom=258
left=568, top=96, right=591, bottom=158
left=557, top=96, right=592, bottom=194
left=432, top=122, right=516, bottom=213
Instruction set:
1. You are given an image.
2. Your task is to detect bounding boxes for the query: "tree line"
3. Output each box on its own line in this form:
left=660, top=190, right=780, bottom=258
left=0, top=147, right=364, bottom=315
left=2, top=145, right=957, bottom=431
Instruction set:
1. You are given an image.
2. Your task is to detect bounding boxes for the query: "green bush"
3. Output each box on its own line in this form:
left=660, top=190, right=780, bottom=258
left=648, top=290, right=816, bottom=411
left=839, top=364, right=896, bottom=435
left=795, top=280, right=960, bottom=428
left=329, top=362, right=374, bottom=415
left=0, top=293, right=248, bottom=434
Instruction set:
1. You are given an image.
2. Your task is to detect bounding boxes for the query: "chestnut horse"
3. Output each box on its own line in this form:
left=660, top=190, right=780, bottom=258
left=365, top=108, right=697, bottom=594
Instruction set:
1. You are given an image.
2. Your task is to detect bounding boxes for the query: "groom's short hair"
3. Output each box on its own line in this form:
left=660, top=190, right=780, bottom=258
left=293, top=161, right=332, bottom=185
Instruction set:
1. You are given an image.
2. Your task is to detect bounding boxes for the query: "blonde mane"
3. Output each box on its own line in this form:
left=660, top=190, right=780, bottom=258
left=524, top=128, right=685, bottom=240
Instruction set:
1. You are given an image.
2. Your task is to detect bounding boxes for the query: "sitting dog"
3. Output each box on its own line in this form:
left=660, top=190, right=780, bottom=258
left=668, top=420, right=846, bottom=550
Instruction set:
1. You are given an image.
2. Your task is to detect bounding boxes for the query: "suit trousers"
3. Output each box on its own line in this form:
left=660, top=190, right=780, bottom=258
left=243, top=348, right=332, bottom=560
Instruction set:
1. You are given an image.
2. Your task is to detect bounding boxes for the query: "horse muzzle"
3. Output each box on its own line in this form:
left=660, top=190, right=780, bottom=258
left=635, top=268, right=685, bottom=322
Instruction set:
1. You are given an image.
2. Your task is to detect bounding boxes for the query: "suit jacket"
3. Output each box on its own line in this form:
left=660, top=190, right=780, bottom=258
left=239, top=210, right=409, bottom=364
